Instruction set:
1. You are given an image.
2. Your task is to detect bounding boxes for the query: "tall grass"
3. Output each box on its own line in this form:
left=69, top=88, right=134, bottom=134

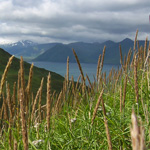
left=0, top=31, right=149, bottom=149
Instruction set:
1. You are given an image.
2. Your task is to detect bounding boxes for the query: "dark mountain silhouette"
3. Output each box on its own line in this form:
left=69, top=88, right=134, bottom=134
left=1, top=38, right=146, bottom=65
left=34, top=38, right=146, bottom=64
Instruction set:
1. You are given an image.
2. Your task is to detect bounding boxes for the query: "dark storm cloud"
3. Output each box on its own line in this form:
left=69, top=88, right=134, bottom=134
left=12, top=0, right=41, bottom=7
left=0, top=0, right=150, bottom=44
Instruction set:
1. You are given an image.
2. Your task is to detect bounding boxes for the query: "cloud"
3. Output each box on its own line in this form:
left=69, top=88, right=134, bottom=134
left=12, top=0, right=42, bottom=7
left=0, top=0, right=150, bottom=44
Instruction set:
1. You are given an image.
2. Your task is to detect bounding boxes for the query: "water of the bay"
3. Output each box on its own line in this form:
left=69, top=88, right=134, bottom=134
left=29, top=61, right=120, bottom=83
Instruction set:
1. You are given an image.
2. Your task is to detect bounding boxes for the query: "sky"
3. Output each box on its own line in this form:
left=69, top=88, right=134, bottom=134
left=0, top=0, right=150, bottom=44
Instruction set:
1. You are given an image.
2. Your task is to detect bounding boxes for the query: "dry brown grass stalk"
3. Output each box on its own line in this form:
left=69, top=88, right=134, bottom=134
left=35, top=104, right=46, bottom=114
left=1, top=93, right=9, bottom=131
left=19, top=89, right=28, bottom=150
left=31, top=78, right=44, bottom=122
left=86, top=74, right=92, bottom=90
left=120, top=50, right=134, bottom=90
left=6, top=83, right=13, bottom=120
left=66, top=56, right=69, bottom=87
left=131, top=109, right=146, bottom=150
left=63, top=76, right=67, bottom=98
left=103, top=72, right=106, bottom=85
left=3, top=93, right=8, bottom=122
left=0, top=101, right=4, bottom=120
left=144, top=42, right=150, bottom=69
left=20, top=57, right=25, bottom=101
left=134, top=54, right=139, bottom=103
left=98, top=46, right=106, bottom=83
left=14, top=139, right=17, bottom=150
left=0, top=105, right=3, bottom=133
left=137, top=40, right=140, bottom=52
left=134, top=30, right=138, bottom=51
left=75, top=75, right=81, bottom=91
left=70, top=76, right=75, bottom=97
left=113, top=69, right=117, bottom=81
left=97, top=46, right=106, bottom=90
left=51, top=91, right=56, bottom=103
left=38, top=78, right=44, bottom=122
left=72, top=49, right=85, bottom=85
left=68, top=113, right=72, bottom=130
left=101, top=98, right=112, bottom=150
left=72, top=91, right=80, bottom=109
left=26, top=63, right=34, bottom=93
left=115, top=68, right=122, bottom=89
left=108, top=69, right=112, bottom=83
left=91, top=88, right=104, bottom=125
left=120, top=86, right=122, bottom=113
left=119, top=45, right=124, bottom=69
left=138, top=45, right=143, bottom=68
left=144, top=105, right=149, bottom=125
left=144, top=37, right=148, bottom=60
left=73, top=48, right=86, bottom=94
left=96, top=54, right=101, bottom=81
left=126, top=48, right=132, bottom=67
left=55, top=91, right=62, bottom=114
left=12, top=82, right=16, bottom=116
left=131, top=51, right=136, bottom=69
left=123, top=75, right=127, bottom=109
left=31, top=92, right=34, bottom=107
left=0, top=55, right=14, bottom=98
left=46, top=73, right=51, bottom=131
left=6, top=82, right=13, bottom=149
left=17, top=70, right=20, bottom=103
left=98, top=75, right=103, bottom=89
left=124, top=55, right=127, bottom=71
left=17, top=70, right=21, bottom=133
left=100, top=46, right=106, bottom=72
left=26, top=63, right=34, bottom=114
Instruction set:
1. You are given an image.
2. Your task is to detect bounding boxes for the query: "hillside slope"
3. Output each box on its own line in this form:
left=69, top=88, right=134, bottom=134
left=0, top=48, right=64, bottom=103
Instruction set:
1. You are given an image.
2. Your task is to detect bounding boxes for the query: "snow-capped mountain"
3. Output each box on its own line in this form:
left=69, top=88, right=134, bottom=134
left=0, top=40, right=38, bottom=55
left=0, top=40, right=60, bottom=60
left=7, top=40, right=37, bottom=47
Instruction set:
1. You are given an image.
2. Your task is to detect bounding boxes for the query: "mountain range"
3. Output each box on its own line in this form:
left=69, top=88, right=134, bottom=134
left=0, top=40, right=37, bottom=54
left=0, top=40, right=60, bottom=60
left=33, top=38, right=146, bottom=64
left=0, top=38, right=147, bottom=65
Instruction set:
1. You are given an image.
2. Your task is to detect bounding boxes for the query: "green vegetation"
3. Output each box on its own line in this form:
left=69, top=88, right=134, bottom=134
left=0, top=32, right=149, bottom=149
left=0, top=48, right=64, bottom=104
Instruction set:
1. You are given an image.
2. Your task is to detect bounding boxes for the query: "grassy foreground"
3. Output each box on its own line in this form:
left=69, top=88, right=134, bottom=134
left=0, top=31, right=149, bottom=150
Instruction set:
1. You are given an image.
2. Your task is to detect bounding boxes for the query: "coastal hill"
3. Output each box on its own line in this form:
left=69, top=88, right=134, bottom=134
left=0, top=48, right=64, bottom=103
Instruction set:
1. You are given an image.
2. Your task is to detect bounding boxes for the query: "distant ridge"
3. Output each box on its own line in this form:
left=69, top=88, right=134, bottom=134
left=101, top=40, right=116, bottom=46
left=34, top=38, right=146, bottom=64
left=0, top=41, right=60, bottom=59
left=33, top=44, right=76, bottom=62
left=0, top=38, right=146, bottom=64
left=0, top=40, right=37, bottom=55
